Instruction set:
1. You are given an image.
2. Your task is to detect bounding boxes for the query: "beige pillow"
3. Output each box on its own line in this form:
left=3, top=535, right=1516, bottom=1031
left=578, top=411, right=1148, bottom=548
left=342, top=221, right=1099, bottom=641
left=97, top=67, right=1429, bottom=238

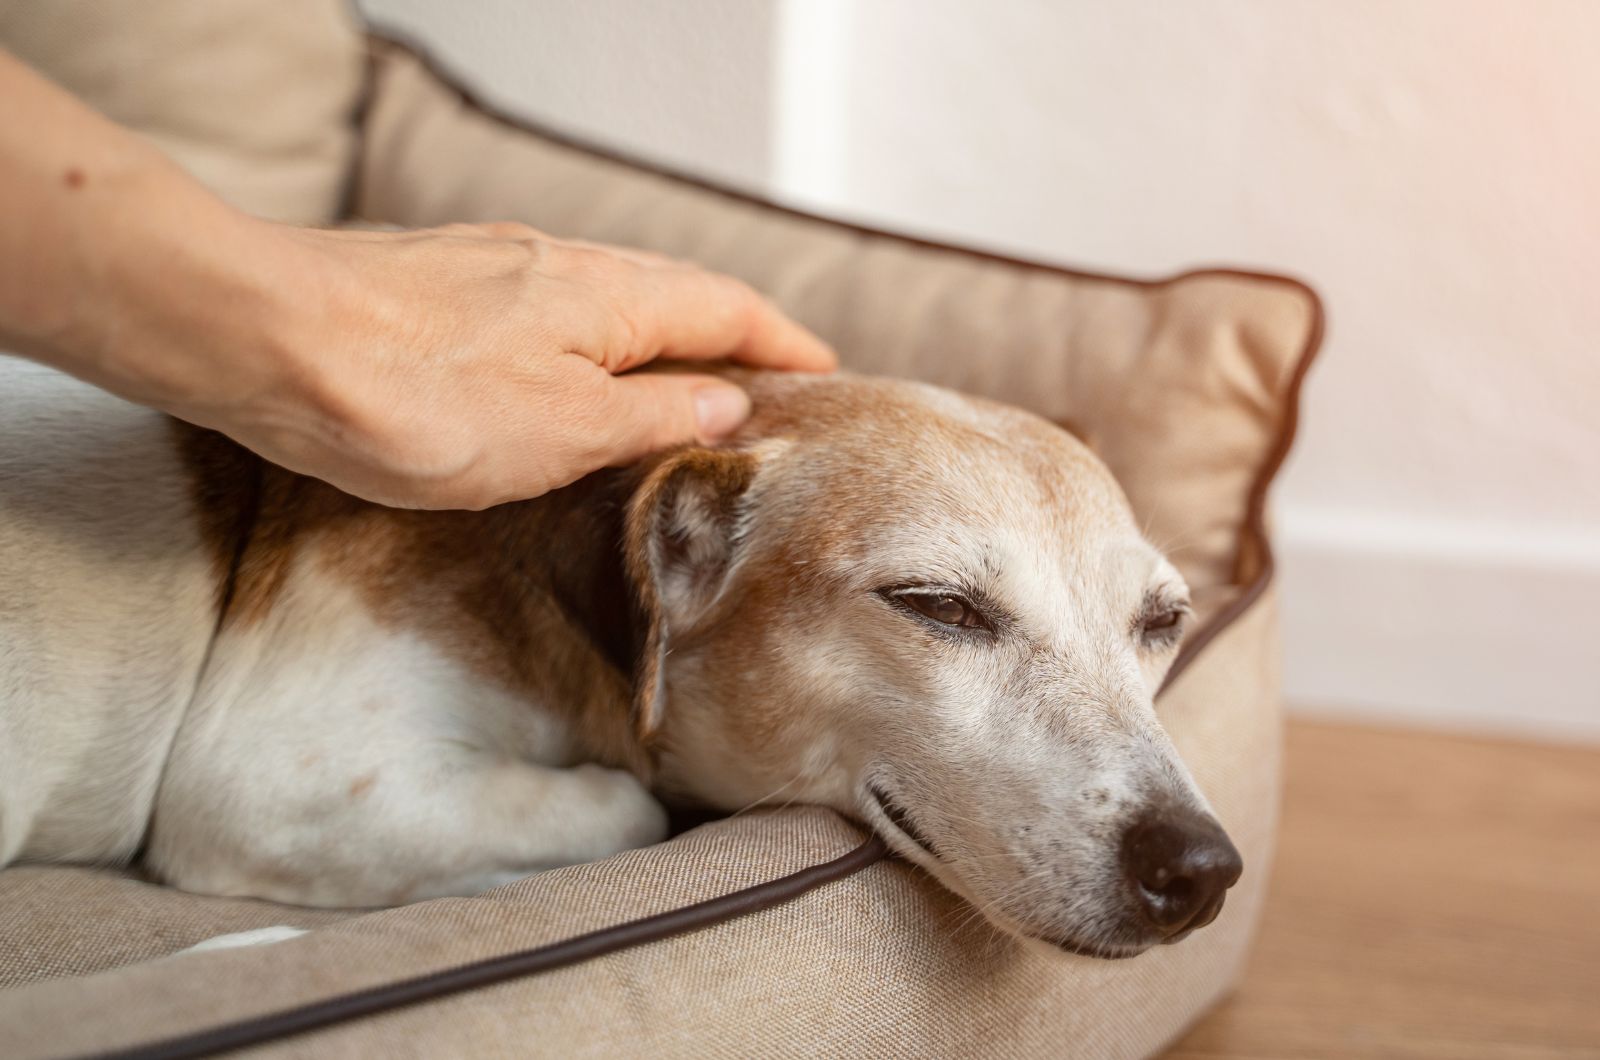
left=0, top=30, right=1322, bottom=1060
left=353, top=41, right=1320, bottom=642
left=0, top=0, right=365, bottom=224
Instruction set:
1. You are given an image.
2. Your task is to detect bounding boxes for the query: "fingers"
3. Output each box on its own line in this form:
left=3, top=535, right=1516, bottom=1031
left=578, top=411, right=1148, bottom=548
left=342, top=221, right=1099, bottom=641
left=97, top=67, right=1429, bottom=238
left=557, top=235, right=679, bottom=270
left=457, top=367, right=749, bottom=509
left=469, top=230, right=836, bottom=375
left=429, top=223, right=837, bottom=373
left=616, top=263, right=837, bottom=373
left=575, top=368, right=753, bottom=471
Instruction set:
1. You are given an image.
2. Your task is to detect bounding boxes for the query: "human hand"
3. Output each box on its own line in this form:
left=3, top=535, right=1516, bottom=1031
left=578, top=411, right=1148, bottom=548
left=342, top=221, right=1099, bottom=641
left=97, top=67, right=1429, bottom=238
left=106, top=216, right=835, bottom=509
left=188, top=219, right=835, bottom=508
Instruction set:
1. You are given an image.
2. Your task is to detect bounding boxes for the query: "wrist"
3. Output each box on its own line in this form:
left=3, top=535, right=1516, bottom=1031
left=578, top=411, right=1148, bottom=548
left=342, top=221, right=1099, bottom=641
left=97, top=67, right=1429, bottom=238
left=0, top=105, right=173, bottom=351
left=54, top=165, right=314, bottom=419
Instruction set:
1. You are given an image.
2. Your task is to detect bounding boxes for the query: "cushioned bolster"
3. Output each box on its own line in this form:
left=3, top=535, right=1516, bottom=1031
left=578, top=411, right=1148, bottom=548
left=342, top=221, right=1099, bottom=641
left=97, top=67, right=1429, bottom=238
left=0, top=810, right=872, bottom=1059
left=353, top=38, right=1322, bottom=610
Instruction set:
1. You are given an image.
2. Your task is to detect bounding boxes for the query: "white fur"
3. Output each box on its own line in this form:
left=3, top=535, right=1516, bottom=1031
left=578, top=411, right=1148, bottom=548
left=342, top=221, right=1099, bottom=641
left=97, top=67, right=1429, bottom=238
left=146, top=558, right=665, bottom=906
left=0, top=359, right=216, bottom=865
left=0, top=358, right=665, bottom=906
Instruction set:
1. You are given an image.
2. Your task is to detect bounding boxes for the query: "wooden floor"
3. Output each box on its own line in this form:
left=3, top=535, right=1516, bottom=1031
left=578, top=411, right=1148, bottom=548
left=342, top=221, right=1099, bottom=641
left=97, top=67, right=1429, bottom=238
left=1165, top=719, right=1600, bottom=1059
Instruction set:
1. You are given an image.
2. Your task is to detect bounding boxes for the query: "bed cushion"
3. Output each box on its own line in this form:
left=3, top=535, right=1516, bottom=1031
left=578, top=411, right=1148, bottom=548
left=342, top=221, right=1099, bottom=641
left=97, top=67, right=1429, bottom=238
left=0, top=30, right=1321, bottom=1060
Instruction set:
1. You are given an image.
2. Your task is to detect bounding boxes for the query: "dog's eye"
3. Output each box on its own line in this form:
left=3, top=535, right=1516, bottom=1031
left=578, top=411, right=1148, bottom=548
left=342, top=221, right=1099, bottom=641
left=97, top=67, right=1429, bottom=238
left=898, top=591, right=987, bottom=630
left=1139, top=603, right=1190, bottom=646
left=1145, top=609, right=1183, bottom=631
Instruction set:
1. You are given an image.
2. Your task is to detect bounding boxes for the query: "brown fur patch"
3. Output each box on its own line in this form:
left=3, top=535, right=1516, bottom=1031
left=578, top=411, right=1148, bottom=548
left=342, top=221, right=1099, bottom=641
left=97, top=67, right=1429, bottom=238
left=169, top=423, right=272, bottom=632
left=172, top=421, right=652, bottom=775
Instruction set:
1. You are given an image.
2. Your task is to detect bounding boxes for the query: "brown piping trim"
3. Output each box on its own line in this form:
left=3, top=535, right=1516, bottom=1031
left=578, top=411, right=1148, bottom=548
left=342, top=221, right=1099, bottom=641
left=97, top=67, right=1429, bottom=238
left=78, top=834, right=888, bottom=1060
left=1161, top=288, right=1325, bottom=689
left=359, top=27, right=1317, bottom=291
left=354, top=27, right=1326, bottom=694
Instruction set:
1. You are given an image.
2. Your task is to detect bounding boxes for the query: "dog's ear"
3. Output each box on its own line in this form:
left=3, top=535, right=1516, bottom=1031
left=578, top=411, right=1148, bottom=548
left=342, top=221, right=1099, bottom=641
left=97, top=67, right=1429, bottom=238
left=623, top=446, right=762, bottom=745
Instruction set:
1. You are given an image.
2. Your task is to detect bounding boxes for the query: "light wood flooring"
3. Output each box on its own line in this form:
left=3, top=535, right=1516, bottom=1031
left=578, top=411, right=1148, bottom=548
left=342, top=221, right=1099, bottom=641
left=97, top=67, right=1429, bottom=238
left=1166, top=719, right=1600, bottom=1059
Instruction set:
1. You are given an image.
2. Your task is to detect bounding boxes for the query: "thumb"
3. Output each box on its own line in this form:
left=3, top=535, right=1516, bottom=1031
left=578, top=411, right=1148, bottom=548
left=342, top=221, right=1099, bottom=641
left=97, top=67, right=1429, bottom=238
left=588, top=372, right=752, bottom=467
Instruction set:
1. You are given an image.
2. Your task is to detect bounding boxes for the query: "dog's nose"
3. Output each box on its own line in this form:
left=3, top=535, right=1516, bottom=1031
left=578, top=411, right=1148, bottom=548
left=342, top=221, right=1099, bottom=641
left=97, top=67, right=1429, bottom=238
left=1119, top=809, right=1243, bottom=938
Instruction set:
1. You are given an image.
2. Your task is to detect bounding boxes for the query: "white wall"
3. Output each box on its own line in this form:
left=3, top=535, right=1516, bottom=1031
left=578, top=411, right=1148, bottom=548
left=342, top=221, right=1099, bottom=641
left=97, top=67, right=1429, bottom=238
left=362, top=0, right=778, bottom=188
left=360, top=0, right=1600, bottom=740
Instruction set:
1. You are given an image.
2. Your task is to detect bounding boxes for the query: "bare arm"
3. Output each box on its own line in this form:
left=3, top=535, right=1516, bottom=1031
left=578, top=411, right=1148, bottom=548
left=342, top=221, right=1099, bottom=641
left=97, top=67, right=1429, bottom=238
left=0, top=49, right=835, bottom=509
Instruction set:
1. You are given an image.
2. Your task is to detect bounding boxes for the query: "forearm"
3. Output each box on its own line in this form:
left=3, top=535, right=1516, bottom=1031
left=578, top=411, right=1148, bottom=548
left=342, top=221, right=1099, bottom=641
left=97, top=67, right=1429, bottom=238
left=0, top=48, right=291, bottom=409
left=0, top=50, right=169, bottom=352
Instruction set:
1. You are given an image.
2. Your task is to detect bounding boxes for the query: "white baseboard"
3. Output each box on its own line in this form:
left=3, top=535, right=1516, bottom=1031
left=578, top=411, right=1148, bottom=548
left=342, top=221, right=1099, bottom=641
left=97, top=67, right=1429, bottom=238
left=1275, top=507, right=1600, bottom=744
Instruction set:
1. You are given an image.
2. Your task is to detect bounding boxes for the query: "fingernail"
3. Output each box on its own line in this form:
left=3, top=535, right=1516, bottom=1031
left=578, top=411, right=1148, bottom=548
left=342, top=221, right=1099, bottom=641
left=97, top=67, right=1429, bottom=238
left=693, top=383, right=752, bottom=440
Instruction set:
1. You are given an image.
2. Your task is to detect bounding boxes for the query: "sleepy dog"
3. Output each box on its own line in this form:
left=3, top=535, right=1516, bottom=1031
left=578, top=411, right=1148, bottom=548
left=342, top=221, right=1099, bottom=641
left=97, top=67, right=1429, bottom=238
left=0, top=357, right=1240, bottom=958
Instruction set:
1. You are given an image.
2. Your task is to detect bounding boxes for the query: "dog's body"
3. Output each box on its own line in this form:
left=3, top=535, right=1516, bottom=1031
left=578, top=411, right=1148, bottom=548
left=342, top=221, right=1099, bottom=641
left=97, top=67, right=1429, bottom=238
left=1, top=356, right=1240, bottom=956
left=2, top=357, right=665, bottom=905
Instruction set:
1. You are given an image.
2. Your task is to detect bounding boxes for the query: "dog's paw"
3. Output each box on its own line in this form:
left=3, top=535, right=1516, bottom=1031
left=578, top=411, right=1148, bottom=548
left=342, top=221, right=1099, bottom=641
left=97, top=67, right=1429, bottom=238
left=571, top=763, right=670, bottom=855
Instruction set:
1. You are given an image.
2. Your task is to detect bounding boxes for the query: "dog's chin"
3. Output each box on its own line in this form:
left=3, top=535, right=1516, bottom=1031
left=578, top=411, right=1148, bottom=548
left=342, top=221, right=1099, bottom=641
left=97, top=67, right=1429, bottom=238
left=861, top=783, right=1149, bottom=962
left=1024, top=932, right=1150, bottom=961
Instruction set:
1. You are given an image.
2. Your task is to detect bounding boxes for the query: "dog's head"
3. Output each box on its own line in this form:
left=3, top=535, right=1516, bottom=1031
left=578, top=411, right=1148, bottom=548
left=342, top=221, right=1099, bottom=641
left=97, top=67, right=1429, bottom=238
left=623, top=371, right=1241, bottom=958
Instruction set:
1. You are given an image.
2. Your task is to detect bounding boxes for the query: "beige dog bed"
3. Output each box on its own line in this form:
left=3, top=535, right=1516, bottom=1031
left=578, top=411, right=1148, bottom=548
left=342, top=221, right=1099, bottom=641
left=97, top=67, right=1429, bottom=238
left=0, top=4, right=1321, bottom=1057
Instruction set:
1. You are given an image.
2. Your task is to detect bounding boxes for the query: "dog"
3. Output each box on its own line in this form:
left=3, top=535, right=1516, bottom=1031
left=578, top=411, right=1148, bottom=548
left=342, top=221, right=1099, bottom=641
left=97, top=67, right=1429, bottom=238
left=0, top=356, right=1240, bottom=958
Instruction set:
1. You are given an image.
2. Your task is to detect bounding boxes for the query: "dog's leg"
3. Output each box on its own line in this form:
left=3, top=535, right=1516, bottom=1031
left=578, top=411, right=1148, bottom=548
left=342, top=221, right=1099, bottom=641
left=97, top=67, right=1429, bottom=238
left=148, top=566, right=669, bottom=907
left=149, top=746, right=668, bottom=907
left=338, top=753, right=670, bottom=903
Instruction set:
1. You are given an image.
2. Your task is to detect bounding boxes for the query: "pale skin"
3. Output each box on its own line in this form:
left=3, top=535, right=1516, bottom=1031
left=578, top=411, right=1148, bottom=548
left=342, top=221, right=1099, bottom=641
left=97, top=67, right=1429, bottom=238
left=0, top=49, right=836, bottom=510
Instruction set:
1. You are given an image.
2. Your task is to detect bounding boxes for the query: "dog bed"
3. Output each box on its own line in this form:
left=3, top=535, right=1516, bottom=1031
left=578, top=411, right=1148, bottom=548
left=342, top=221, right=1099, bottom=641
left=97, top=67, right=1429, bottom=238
left=0, top=4, right=1322, bottom=1057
